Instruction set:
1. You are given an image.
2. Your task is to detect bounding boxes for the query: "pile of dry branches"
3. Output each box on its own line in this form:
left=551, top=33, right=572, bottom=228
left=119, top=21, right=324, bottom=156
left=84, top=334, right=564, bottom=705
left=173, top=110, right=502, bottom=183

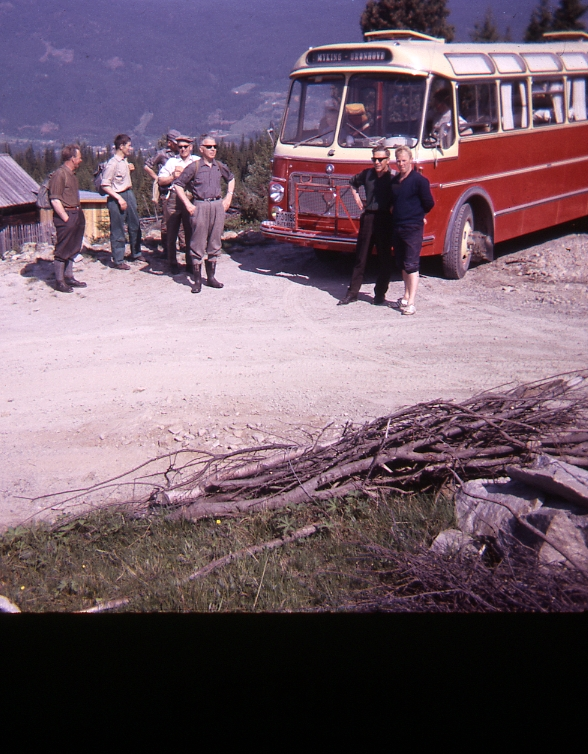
left=154, top=371, right=588, bottom=521
left=338, top=537, right=588, bottom=612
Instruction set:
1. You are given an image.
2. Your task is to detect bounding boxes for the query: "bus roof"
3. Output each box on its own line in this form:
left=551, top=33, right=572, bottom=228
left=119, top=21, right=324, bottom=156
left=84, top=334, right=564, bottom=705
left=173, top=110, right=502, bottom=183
left=292, top=33, right=588, bottom=80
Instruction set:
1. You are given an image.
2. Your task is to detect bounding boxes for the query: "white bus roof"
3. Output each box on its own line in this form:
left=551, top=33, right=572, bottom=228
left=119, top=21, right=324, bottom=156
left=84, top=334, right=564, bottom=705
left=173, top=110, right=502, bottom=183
left=292, top=33, right=588, bottom=79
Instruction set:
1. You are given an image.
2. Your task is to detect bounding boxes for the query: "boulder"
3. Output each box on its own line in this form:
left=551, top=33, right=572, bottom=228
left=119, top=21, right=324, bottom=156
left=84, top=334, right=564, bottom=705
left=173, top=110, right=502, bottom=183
left=430, top=529, right=479, bottom=557
left=456, top=478, right=543, bottom=538
left=507, top=455, right=588, bottom=509
left=521, top=507, right=588, bottom=570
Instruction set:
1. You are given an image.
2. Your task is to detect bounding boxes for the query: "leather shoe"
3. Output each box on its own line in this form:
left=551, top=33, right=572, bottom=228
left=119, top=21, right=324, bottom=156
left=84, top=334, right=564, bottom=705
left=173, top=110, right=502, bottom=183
left=55, top=281, right=73, bottom=293
left=112, top=262, right=131, bottom=270
left=373, top=295, right=386, bottom=305
left=337, top=293, right=358, bottom=306
left=130, top=254, right=146, bottom=263
left=65, top=278, right=87, bottom=288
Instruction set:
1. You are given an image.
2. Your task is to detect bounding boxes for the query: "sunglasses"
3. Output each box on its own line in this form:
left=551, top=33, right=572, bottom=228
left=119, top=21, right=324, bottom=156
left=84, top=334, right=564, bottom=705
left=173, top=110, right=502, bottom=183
left=371, top=157, right=387, bottom=163
left=202, top=144, right=217, bottom=149
left=178, top=144, right=192, bottom=149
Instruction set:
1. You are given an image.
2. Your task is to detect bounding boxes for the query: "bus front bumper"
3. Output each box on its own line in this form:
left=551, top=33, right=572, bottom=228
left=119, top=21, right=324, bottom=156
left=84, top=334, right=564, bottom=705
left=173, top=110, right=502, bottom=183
left=260, top=221, right=357, bottom=252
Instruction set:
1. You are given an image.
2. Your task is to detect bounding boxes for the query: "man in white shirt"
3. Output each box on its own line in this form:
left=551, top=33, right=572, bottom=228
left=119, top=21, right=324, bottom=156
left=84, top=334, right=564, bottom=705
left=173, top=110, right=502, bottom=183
left=101, top=133, right=143, bottom=269
left=158, top=135, right=199, bottom=275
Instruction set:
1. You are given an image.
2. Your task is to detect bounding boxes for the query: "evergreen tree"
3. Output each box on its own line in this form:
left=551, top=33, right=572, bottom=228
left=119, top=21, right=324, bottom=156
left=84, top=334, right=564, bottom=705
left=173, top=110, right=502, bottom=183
left=525, top=0, right=553, bottom=40
left=360, top=0, right=454, bottom=42
left=471, top=8, right=501, bottom=41
left=552, top=0, right=587, bottom=30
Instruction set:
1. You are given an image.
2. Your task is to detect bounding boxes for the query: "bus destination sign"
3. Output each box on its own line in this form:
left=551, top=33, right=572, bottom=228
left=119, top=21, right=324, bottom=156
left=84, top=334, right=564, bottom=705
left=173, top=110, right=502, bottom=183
left=307, top=48, right=392, bottom=65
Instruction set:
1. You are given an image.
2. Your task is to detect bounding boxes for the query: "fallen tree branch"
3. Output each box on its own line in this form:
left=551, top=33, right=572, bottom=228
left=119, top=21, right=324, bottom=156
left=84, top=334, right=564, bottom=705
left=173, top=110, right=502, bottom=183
left=185, top=524, right=321, bottom=581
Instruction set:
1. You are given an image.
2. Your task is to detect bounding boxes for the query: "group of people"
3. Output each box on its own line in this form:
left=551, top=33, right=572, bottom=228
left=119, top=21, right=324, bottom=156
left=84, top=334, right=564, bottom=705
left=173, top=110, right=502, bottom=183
left=48, top=135, right=433, bottom=312
left=48, top=132, right=235, bottom=294
left=338, top=145, right=435, bottom=316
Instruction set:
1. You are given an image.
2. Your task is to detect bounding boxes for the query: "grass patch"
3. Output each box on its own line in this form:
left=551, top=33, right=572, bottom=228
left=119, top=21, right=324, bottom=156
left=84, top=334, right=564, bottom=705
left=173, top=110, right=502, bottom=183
left=0, top=491, right=454, bottom=613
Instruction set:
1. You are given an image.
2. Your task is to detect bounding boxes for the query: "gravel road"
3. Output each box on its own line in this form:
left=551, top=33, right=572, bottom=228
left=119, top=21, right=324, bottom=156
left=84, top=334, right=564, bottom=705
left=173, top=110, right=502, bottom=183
left=0, top=223, right=586, bottom=530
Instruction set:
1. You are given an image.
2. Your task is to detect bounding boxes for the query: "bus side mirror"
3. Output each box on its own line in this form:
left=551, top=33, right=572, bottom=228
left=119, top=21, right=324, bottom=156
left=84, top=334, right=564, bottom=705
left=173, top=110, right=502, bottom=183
left=422, top=135, right=439, bottom=149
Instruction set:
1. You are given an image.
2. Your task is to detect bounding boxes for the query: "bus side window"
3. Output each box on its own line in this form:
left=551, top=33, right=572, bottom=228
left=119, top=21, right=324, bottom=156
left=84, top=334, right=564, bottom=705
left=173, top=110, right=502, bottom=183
left=425, top=78, right=456, bottom=149
left=500, top=80, right=529, bottom=130
left=568, top=77, right=587, bottom=121
left=457, top=82, right=497, bottom=135
left=532, top=79, right=565, bottom=126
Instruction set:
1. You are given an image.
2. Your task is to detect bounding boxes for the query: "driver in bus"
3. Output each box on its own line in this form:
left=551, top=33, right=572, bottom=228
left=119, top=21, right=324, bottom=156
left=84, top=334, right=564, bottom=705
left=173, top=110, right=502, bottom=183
left=340, top=103, right=371, bottom=146
left=430, top=88, right=471, bottom=148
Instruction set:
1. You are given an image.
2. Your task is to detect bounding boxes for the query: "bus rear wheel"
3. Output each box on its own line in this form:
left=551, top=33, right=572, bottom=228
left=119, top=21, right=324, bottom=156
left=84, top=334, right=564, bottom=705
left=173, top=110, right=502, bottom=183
left=444, top=203, right=474, bottom=279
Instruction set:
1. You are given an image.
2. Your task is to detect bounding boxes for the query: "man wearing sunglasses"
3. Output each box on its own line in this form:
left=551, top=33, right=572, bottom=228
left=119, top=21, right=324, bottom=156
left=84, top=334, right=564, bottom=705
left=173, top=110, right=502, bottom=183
left=158, top=135, right=199, bottom=274
left=174, top=135, right=235, bottom=293
left=338, top=146, right=394, bottom=306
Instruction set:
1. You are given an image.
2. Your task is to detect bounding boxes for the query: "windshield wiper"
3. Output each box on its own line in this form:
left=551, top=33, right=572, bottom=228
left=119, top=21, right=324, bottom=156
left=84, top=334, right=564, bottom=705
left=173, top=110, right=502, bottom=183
left=293, top=129, right=334, bottom=148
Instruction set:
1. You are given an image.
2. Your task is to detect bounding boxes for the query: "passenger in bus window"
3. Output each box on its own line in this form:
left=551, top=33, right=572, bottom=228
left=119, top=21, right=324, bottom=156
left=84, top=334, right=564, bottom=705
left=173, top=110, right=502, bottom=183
left=337, top=146, right=394, bottom=306
left=318, top=98, right=340, bottom=144
left=428, top=87, right=471, bottom=148
left=389, top=146, right=435, bottom=316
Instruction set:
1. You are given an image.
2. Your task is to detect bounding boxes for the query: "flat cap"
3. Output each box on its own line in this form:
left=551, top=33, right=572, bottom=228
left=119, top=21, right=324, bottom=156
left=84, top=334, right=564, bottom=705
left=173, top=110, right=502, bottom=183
left=167, top=129, right=182, bottom=141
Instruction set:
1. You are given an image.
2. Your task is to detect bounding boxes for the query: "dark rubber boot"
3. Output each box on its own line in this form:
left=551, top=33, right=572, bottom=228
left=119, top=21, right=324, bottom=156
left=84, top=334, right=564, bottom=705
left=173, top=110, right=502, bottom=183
left=191, top=264, right=202, bottom=294
left=205, top=260, right=223, bottom=288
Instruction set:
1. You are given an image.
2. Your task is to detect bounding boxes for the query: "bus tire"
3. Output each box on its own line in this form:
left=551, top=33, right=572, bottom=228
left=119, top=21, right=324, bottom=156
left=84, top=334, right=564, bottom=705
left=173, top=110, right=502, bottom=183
left=444, top=203, right=474, bottom=279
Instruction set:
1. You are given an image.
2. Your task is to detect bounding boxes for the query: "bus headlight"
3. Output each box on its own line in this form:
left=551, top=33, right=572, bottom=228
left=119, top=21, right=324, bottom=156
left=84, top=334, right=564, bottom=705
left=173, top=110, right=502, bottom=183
left=270, top=205, right=284, bottom=219
left=269, top=182, right=284, bottom=203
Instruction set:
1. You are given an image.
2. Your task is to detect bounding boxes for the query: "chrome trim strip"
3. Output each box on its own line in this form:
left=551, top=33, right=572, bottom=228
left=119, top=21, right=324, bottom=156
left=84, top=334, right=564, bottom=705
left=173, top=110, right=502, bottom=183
left=495, top=186, right=588, bottom=216
left=438, top=154, right=588, bottom=191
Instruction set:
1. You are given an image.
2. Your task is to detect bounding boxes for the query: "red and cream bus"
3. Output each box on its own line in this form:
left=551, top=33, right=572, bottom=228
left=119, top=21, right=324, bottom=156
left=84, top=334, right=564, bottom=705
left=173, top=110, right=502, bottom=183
left=261, top=29, right=588, bottom=278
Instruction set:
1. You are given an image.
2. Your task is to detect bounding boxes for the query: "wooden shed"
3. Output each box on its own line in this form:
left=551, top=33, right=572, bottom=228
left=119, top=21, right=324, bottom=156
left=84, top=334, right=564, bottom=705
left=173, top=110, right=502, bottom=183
left=80, top=190, right=109, bottom=242
left=0, top=153, right=52, bottom=255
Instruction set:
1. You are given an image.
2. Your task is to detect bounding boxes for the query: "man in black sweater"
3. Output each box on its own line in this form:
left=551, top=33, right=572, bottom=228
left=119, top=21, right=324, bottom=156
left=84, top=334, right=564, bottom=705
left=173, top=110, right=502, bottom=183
left=389, top=146, right=435, bottom=315
left=338, top=146, right=394, bottom=306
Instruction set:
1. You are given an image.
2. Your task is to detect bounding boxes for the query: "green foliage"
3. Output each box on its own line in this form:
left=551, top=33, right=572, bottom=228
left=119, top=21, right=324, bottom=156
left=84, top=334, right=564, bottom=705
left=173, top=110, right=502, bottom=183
left=525, top=0, right=555, bottom=40
left=471, top=8, right=501, bottom=42
left=0, top=490, right=455, bottom=612
left=360, top=0, right=455, bottom=42
left=216, top=133, right=273, bottom=223
left=552, top=0, right=588, bottom=30
left=525, top=0, right=587, bottom=41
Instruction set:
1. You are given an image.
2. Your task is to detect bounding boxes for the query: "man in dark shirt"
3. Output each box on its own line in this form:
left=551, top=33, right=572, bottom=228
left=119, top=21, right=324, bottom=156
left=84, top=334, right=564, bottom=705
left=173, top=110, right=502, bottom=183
left=174, top=134, right=235, bottom=293
left=338, top=146, right=394, bottom=306
left=389, top=146, right=435, bottom=315
left=48, top=144, right=87, bottom=293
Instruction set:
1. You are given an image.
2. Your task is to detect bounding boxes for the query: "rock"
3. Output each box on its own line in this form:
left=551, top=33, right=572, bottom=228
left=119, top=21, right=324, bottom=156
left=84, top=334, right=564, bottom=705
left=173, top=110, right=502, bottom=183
left=0, top=595, right=21, bottom=613
left=521, top=508, right=588, bottom=570
left=507, top=455, right=588, bottom=509
left=221, top=230, right=238, bottom=240
left=456, top=478, right=543, bottom=538
left=430, top=529, right=479, bottom=557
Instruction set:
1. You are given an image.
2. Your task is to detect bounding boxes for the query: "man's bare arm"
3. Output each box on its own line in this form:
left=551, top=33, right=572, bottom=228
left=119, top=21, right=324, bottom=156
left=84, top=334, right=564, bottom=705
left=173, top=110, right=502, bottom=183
left=174, top=185, right=195, bottom=215
left=50, top=199, right=69, bottom=223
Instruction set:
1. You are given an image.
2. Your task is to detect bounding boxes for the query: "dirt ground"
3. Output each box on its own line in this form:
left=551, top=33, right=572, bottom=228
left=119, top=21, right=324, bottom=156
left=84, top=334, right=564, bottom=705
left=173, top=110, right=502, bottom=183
left=1, top=221, right=587, bottom=531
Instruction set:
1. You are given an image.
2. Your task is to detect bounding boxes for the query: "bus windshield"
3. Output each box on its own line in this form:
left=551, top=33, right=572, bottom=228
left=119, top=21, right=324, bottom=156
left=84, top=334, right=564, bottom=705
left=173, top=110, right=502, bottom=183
left=339, top=73, right=426, bottom=148
left=281, top=75, right=345, bottom=146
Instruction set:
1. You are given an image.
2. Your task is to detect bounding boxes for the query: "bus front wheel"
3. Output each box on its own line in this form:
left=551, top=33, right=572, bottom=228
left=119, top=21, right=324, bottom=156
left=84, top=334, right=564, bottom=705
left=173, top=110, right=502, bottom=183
left=444, top=203, right=474, bottom=279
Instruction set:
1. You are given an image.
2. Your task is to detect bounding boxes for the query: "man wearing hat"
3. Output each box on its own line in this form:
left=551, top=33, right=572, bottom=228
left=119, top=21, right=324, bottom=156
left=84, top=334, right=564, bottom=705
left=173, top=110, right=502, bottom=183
left=158, top=135, right=199, bottom=274
left=144, top=130, right=181, bottom=254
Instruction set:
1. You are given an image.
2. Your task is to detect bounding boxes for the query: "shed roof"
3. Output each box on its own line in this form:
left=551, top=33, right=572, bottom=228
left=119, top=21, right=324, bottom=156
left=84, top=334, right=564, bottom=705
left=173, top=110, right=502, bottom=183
left=0, top=153, right=40, bottom=209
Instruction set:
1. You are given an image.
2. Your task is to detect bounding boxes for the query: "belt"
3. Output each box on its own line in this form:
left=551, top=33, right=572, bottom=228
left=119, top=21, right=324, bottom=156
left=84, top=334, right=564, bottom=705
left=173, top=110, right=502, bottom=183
left=194, top=197, right=221, bottom=202
left=60, top=206, right=80, bottom=210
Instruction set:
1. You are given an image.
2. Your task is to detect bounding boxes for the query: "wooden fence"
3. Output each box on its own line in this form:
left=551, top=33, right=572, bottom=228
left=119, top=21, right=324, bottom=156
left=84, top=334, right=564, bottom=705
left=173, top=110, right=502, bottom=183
left=0, top=222, right=54, bottom=257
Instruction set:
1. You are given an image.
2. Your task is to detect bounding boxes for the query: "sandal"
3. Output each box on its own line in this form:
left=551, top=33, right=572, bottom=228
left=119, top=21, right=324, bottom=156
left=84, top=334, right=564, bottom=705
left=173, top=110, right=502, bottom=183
left=401, top=304, right=416, bottom=315
left=391, top=298, right=408, bottom=310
